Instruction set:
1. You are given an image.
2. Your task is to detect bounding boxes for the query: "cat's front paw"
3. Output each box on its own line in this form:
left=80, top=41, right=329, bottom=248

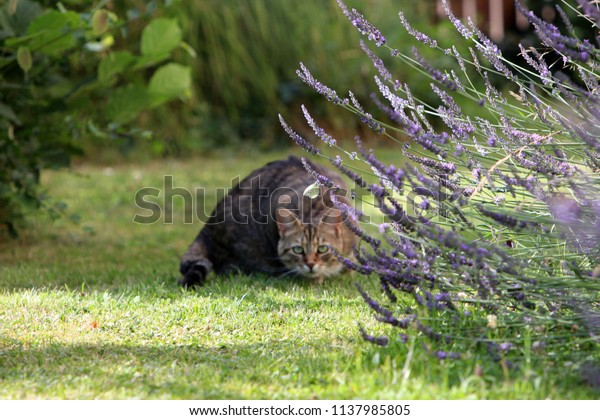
left=179, top=262, right=209, bottom=288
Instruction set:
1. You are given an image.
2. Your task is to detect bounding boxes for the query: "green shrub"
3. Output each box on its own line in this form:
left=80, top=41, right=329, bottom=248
left=0, top=0, right=191, bottom=236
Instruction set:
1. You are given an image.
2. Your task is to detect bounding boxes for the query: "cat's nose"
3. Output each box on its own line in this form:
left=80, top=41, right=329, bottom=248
left=305, top=260, right=316, bottom=270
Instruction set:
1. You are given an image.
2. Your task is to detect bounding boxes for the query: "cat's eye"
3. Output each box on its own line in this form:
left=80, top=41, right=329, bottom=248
left=317, top=244, right=330, bottom=254
left=291, top=246, right=304, bottom=254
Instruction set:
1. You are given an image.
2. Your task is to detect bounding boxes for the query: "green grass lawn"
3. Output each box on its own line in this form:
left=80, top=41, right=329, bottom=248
left=0, top=150, right=597, bottom=399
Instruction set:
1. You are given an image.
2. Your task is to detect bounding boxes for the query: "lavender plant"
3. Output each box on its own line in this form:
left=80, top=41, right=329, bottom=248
left=281, top=0, right=599, bottom=385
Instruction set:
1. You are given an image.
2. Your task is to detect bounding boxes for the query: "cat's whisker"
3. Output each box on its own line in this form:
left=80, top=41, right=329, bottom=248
left=280, top=267, right=308, bottom=278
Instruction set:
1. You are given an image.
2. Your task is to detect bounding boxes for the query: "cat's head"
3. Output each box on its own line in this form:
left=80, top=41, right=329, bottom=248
left=275, top=208, right=347, bottom=279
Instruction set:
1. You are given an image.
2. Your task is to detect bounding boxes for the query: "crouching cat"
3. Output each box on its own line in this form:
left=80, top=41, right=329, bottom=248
left=179, top=156, right=355, bottom=287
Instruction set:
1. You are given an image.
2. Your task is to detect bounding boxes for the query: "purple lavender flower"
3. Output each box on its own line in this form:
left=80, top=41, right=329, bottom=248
left=555, top=5, right=576, bottom=36
left=370, top=183, right=386, bottom=199
left=469, top=22, right=515, bottom=81
left=405, top=152, right=456, bottom=174
left=329, top=156, right=367, bottom=189
left=552, top=72, right=580, bottom=102
left=577, top=66, right=599, bottom=93
left=548, top=196, right=581, bottom=226
left=512, top=150, right=577, bottom=177
left=434, top=350, right=460, bottom=360
left=296, top=62, right=344, bottom=105
left=331, top=248, right=372, bottom=275
left=289, top=0, right=600, bottom=374
left=493, top=194, right=506, bottom=205
left=515, top=1, right=593, bottom=62
left=337, top=0, right=386, bottom=46
left=454, top=143, right=465, bottom=157
left=482, top=71, right=507, bottom=111
left=435, top=350, right=447, bottom=360
left=441, top=0, right=473, bottom=39
left=409, top=131, right=447, bottom=157
left=389, top=235, right=418, bottom=259
left=344, top=216, right=381, bottom=249
left=349, top=91, right=385, bottom=134
left=373, top=76, right=419, bottom=135
left=360, top=40, right=398, bottom=89
left=278, top=114, right=318, bottom=155
left=412, top=47, right=457, bottom=91
left=431, top=84, right=461, bottom=115
left=431, top=84, right=474, bottom=141
left=301, top=105, right=336, bottom=147
left=370, top=92, right=408, bottom=126
left=449, top=69, right=465, bottom=92
left=356, top=283, right=411, bottom=326
left=378, top=223, right=390, bottom=234
left=519, top=44, right=552, bottom=86
left=398, top=11, right=437, bottom=48
left=416, top=322, right=445, bottom=342
left=451, top=46, right=467, bottom=75
left=476, top=205, right=530, bottom=230
left=300, top=157, right=335, bottom=189
left=577, top=0, right=600, bottom=24
left=359, top=325, right=389, bottom=346
left=356, top=142, right=407, bottom=192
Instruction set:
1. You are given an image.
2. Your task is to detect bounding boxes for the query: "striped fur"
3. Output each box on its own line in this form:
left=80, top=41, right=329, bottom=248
left=179, top=156, right=355, bottom=287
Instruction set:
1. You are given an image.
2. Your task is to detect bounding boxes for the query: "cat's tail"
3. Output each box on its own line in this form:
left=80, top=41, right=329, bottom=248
left=179, top=238, right=213, bottom=288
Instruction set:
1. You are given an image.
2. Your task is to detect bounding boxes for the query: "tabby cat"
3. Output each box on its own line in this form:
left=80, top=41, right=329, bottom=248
left=179, top=156, right=355, bottom=287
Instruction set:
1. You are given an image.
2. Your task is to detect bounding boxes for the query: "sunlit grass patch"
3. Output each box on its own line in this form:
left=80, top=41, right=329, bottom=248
left=0, top=151, right=597, bottom=399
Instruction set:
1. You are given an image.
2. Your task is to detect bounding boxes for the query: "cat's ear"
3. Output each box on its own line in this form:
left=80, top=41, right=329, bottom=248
left=276, top=208, right=301, bottom=236
left=320, top=208, right=342, bottom=237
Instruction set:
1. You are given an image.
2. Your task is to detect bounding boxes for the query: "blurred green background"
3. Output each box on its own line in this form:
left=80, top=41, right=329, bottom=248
left=89, top=0, right=584, bottom=158
left=118, top=0, right=439, bottom=158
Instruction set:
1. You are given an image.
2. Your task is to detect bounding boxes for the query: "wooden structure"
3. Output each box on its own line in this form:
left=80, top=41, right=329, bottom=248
left=437, top=0, right=524, bottom=42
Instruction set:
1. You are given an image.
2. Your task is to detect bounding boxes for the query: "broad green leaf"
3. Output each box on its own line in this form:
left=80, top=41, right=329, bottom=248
left=97, top=51, right=134, bottom=81
left=129, top=52, right=170, bottom=72
left=24, top=10, right=82, bottom=55
left=16, top=46, right=32, bottom=73
left=106, top=84, right=151, bottom=123
left=140, top=18, right=182, bottom=56
left=0, top=0, right=42, bottom=37
left=4, top=31, right=43, bottom=48
left=91, top=9, right=108, bottom=35
left=303, top=181, right=320, bottom=199
left=148, top=63, right=191, bottom=104
left=0, top=102, right=20, bottom=124
left=27, top=10, right=81, bottom=35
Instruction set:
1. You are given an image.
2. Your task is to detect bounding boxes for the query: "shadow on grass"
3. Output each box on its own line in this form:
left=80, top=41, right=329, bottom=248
left=0, top=337, right=353, bottom=399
